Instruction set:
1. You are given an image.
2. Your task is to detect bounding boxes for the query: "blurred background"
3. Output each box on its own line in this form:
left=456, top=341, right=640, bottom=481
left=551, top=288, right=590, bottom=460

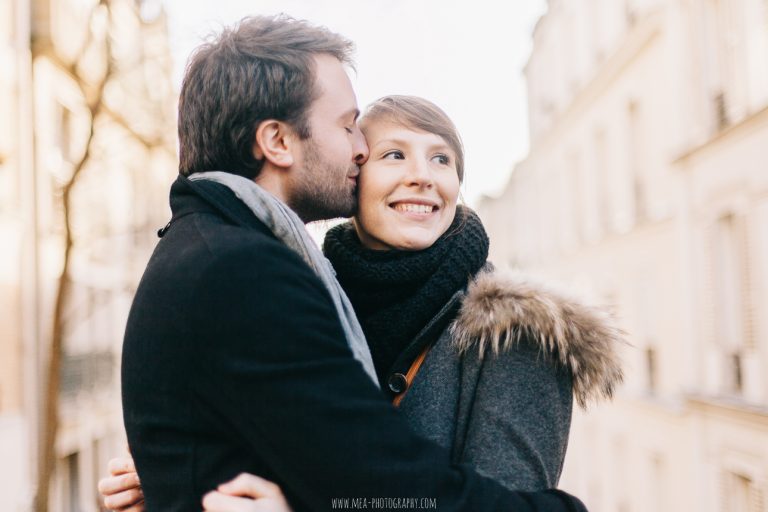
left=0, top=0, right=766, bottom=511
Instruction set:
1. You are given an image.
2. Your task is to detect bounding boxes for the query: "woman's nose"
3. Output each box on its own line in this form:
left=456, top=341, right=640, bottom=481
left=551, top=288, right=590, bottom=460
left=405, top=158, right=433, bottom=187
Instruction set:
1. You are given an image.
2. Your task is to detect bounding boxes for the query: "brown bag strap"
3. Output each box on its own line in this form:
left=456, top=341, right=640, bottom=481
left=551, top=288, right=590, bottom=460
left=392, top=344, right=431, bottom=407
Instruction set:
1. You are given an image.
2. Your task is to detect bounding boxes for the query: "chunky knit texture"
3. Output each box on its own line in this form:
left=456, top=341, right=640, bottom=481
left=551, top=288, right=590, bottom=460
left=323, top=206, right=489, bottom=384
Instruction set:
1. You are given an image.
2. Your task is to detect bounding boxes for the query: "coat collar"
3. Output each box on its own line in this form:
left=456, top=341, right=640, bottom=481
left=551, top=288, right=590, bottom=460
left=450, top=269, right=626, bottom=409
left=161, top=174, right=267, bottom=237
left=387, top=289, right=466, bottom=377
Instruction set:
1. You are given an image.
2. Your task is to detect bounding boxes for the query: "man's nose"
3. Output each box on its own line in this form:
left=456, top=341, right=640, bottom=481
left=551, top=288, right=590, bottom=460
left=353, top=128, right=369, bottom=165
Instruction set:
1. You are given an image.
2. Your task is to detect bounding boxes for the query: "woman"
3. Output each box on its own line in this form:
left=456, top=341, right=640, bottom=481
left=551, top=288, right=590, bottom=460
left=100, top=96, right=623, bottom=511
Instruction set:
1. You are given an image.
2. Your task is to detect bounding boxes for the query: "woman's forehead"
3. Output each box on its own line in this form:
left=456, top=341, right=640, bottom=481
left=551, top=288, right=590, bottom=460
left=362, top=120, right=451, bottom=148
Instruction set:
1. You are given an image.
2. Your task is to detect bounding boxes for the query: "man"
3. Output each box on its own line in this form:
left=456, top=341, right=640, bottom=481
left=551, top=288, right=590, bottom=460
left=119, top=15, right=587, bottom=511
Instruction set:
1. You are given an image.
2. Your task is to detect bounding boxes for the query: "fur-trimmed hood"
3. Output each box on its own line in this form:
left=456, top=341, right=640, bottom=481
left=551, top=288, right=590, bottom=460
left=450, top=269, right=625, bottom=409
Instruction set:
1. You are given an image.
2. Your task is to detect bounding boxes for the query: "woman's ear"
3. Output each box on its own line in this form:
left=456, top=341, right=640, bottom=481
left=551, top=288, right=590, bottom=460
left=253, top=120, right=296, bottom=168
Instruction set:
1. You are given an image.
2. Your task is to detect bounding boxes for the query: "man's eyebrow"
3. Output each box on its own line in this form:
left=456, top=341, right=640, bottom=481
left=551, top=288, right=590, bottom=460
left=341, top=108, right=360, bottom=122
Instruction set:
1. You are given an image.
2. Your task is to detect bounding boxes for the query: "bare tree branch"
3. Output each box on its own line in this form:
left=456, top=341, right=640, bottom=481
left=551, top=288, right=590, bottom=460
left=101, top=104, right=168, bottom=149
left=35, top=2, right=116, bottom=510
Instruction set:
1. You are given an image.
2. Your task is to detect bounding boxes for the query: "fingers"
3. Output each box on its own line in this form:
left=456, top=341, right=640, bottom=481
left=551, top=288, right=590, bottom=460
left=120, top=506, right=145, bottom=512
left=103, top=489, right=144, bottom=510
left=100, top=456, right=141, bottom=511
left=218, top=473, right=284, bottom=499
left=202, top=491, right=261, bottom=512
left=110, top=500, right=145, bottom=512
left=99, top=472, right=143, bottom=510
left=98, top=471, right=141, bottom=495
left=108, top=456, right=137, bottom=476
left=204, top=474, right=289, bottom=512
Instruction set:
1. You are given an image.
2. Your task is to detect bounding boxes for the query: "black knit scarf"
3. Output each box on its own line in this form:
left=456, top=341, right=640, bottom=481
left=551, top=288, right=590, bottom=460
left=323, top=205, right=490, bottom=383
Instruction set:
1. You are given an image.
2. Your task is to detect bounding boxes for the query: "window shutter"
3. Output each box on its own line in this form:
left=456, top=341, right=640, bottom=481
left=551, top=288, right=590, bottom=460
left=740, top=213, right=755, bottom=350
left=719, top=470, right=730, bottom=511
left=749, top=484, right=764, bottom=512
left=702, top=223, right=717, bottom=347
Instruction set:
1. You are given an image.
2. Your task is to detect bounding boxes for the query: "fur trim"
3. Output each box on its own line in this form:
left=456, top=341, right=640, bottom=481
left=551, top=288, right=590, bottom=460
left=450, top=270, right=625, bottom=409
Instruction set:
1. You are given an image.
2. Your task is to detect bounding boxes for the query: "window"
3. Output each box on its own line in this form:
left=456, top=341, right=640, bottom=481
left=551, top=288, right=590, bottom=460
left=628, top=101, right=646, bottom=222
left=764, top=0, right=768, bottom=30
left=634, top=272, right=659, bottom=393
left=713, top=90, right=730, bottom=130
left=568, top=150, right=586, bottom=244
left=650, top=453, right=667, bottom=511
left=63, top=452, right=81, bottom=512
left=704, top=0, right=749, bottom=128
left=713, top=214, right=746, bottom=347
left=711, top=212, right=754, bottom=394
left=724, top=471, right=764, bottom=512
left=613, top=436, right=630, bottom=510
left=645, top=347, right=658, bottom=393
left=590, top=0, right=607, bottom=63
left=731, top=351, right=744, bottom=392
left=594, top=128, right=612, bottom=234
left=625, top=0, right=638, bottom=27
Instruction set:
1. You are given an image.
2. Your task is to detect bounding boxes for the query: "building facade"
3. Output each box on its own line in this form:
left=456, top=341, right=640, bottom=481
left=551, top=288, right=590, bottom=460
left=0, top=0, right=176, bottom=510
left=480, top=0, right=768, bottom=511
left=0, top=0, right=37, bottom=507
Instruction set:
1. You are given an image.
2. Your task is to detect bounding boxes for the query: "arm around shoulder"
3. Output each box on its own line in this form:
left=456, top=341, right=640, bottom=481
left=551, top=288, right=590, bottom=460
left=190, top=241, right=584, bottom=511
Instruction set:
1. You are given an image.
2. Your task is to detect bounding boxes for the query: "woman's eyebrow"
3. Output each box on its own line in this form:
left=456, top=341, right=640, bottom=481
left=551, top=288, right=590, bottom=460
left=370, top=138, right=451, bottom=154
left=427, top=142, right=452, bottom=152
left=373, top=138, right=409, bottom=147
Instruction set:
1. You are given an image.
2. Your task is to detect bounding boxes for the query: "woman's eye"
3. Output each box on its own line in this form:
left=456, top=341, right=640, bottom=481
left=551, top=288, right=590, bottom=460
left=432, top=154, right=450, bottom=165
left=344, top=126, right=354, bottom=134
left=383, top=150, right=404, bottom=160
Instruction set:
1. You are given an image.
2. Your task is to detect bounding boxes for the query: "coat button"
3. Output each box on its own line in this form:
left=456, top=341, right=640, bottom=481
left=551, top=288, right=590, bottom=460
left=388, top=373, right=407, bottom=394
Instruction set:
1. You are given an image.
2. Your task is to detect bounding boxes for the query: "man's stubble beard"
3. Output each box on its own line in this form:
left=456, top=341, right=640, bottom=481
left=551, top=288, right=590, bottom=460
left=288, top=137, right=359, bottom=223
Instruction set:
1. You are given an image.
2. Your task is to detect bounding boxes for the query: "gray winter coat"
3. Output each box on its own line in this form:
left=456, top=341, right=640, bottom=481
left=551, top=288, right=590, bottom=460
left=395, top=269, right=624, bottom=491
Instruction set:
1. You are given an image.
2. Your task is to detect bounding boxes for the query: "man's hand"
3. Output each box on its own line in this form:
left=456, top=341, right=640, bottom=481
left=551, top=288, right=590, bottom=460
left=97, top=456, right=144, bottom=511
left=202, top=473, right=292, bottom=512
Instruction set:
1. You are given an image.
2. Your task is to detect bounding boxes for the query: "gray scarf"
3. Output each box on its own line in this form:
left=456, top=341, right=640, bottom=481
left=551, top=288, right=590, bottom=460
left=189, top=171, right=379, bottom=386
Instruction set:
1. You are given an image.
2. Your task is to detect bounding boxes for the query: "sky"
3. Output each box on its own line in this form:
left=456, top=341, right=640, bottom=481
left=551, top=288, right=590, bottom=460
left=158, top=0, right=548, bottom=205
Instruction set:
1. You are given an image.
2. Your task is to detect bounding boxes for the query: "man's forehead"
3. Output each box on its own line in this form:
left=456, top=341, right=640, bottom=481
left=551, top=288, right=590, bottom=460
left=310, top=56, right=360, bottom=118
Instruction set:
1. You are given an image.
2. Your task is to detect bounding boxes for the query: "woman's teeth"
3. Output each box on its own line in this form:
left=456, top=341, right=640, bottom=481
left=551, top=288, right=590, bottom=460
left=393, top=203, right=434, bottom=214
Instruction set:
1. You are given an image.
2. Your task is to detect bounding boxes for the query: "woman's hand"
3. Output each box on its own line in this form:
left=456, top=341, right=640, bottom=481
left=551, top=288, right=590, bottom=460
left=96, top=455, right=289, bottom=512
left=202, top=473, right=292, bottom=512
left=97, top=456, right=144, bottom=511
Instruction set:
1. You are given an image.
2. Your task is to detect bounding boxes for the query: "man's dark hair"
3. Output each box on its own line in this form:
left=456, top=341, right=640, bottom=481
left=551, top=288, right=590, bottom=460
left=178, top=15, right=355, bottom=179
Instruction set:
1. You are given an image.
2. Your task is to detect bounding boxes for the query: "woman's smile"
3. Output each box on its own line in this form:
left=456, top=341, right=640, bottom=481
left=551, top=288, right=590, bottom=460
left=390, top=198, right=441, bottom=216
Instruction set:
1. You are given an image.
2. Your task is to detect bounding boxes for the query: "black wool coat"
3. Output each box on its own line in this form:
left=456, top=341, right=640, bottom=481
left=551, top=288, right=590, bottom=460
left=121, top=174, right=589, bottom=512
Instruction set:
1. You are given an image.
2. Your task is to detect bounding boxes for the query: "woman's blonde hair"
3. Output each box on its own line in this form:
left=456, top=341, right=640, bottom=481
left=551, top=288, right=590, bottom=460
left=360, top=95, right=465, bottom=182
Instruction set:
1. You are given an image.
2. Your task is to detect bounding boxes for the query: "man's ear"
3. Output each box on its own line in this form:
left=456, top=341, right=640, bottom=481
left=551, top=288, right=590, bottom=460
left=253, top=120, right=296, bottom=168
